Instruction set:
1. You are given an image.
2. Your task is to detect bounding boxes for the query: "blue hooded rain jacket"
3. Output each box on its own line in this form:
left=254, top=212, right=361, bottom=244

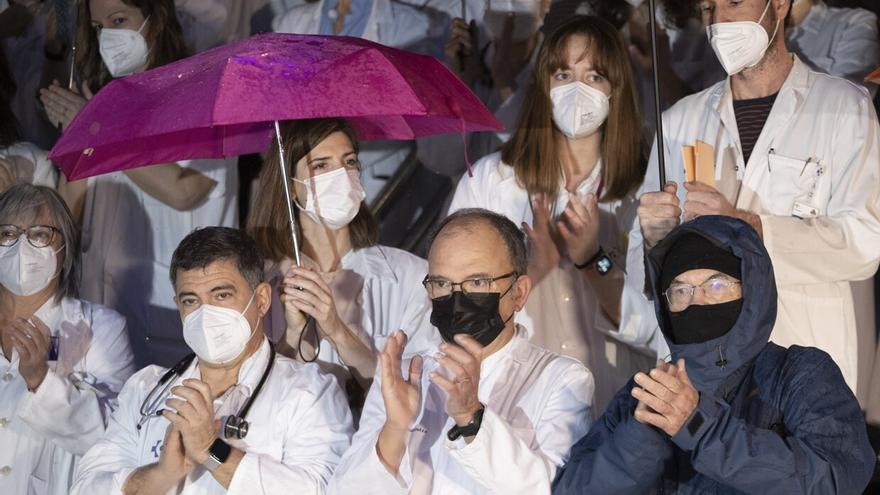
left=552, top=215, right=875, bottom=494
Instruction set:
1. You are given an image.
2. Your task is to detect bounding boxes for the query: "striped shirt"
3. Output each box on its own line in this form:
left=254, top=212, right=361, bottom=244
left=733, top=92, right=778, bottom=165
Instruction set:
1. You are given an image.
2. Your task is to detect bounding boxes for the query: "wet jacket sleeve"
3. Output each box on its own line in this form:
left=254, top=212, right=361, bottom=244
left=671, top=352, right=875, bottom=494
left=552, top=384, right=672, bottom=495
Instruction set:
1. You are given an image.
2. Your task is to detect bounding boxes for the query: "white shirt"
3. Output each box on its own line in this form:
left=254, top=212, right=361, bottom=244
left=0, top=296, right=135, bottom=495
left=327, top=326, right=593, bottom=494
left=71, top=338, right=354, bottom=495
left=621, top=56, right=880, bottom=392
left=79, top=158, right=238, bottom=366
left=788, top=1, right=880, bottom=96
left=448, top=153, right=658, bottom=413
left=0, top=142, right=58, bottom=188
left=265, top=245, right=438, bottom=385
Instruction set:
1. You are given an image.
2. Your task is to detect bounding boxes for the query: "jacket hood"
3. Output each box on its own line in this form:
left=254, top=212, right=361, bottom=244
left=646, top=216, right=777, bottom=394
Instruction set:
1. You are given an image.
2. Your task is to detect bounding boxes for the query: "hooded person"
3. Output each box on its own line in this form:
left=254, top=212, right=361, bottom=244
left=552, top=215, right=875, bottom=494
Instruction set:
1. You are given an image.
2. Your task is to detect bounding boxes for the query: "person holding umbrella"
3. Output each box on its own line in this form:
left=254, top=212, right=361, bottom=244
left=624, top=0, right=880, bottom=397
left=448, top=16, right=656, bottom=413
left=39, top=0, right=239, bottom=367
left=247, top=118, right=437, bottom=403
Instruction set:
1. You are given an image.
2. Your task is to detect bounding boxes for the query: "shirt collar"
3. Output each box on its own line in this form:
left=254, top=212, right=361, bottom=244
left=480, top=324, right=527, bottom=375
left=194, top=337, right=272, bottom=398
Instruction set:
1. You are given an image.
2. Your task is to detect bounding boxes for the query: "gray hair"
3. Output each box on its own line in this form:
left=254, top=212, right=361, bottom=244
left=0, top=184, right=80, bottom=301
left=429, top=208, right=529, bottom=276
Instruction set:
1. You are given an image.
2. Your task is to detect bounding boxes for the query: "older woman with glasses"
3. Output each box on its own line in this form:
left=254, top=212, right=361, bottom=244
left=0, top=184, right=135, bottom=495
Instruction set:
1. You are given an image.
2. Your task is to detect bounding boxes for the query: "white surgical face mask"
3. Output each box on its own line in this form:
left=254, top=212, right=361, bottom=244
left=550, top=81, right=610, bottom=139
left=706, top=0, right=780, bottom=76
left=483, top=0, right=540, bottom=42
left=182, top=292, right=257, bottom=365
left=294, top=168, right=366, bottom=230
left=99, top=17, right=150, bottom=78
left=0, top=238, right=62, bottom=296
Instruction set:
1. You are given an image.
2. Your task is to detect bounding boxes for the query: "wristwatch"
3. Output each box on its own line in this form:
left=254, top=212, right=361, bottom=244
left=202, top=438, right=232, bottom=472
left=574, top=247, right=613, bottom=276
left=447, top=405, right=485, bottom=441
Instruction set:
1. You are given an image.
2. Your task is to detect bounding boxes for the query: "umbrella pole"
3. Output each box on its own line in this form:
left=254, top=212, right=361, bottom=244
left=648, top=0, right=667, bottom=189
left=274, top=120, right=303, bottom=267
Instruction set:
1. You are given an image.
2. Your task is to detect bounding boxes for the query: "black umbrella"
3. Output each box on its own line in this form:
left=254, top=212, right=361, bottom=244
left=648, top=0, right=667, bottom=188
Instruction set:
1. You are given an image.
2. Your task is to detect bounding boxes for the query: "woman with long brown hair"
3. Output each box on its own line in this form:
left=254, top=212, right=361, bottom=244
left=448, top=15, right=654, bottom=413
left=38, top=0, right=238, bottom=367
left=248, top=118, right=434, bottom=397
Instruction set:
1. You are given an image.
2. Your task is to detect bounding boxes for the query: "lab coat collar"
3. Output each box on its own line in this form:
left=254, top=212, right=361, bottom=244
left=33, top=296, right=64, bottom=331
left=343, top=247, right=399, bottom=284
left=194, top=337, right=272, bottom=398
left=480, top=324, right=527, bottom=374
left=711, top=55, right=811, bottom=114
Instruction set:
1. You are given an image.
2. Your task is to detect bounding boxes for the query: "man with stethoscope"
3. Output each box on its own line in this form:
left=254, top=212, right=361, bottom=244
left=72, top=227, right=353, bottom=494
left=621, top=0, right=880, bottom=400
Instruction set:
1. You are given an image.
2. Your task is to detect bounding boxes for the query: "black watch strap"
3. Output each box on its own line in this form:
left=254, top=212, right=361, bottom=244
left=203, top=438, right=232, bottom=471
left=447, top=406, right=485, bottom=441
left=574, top=247, right=605, bottom=270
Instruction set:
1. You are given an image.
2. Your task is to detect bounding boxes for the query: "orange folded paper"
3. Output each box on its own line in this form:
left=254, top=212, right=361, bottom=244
left=680, top=141, right=715, bottom=186
left=694, top=140, right=715, bottom=187
left=866, top=67, right=880, bottom=85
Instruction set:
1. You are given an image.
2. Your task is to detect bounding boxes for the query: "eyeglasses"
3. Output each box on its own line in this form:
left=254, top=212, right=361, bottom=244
left=422, top=271, right=518, bottom=299
left=0, top=225, right=61, bottom=248
left=664, top=277, right=742, bottom=312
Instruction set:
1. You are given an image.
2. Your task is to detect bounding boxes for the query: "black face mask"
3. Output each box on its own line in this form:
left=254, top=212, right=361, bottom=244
left=430, top=286, right=515, bottom=347
left=668, top=299, right=743, bottom=345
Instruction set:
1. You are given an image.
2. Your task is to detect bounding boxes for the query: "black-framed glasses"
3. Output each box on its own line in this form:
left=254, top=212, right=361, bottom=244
left=0, top=225, right=61, bottom=248
left=422, top=271, right=518, bottom=299
left=664, top=277, right=742, bottom=312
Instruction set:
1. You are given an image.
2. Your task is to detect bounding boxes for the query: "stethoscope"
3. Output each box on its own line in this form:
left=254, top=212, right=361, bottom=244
left=137, top=345, right=276, bottom=440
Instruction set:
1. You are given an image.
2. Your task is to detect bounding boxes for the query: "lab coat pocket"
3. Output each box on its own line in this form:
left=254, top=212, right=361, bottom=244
left=28, top=474, right=48, bottom=495
left=766, top=153, right=829, bottom=218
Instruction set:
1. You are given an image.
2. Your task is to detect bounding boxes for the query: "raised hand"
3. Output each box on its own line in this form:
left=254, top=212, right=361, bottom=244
left=637, top=182, right=681, bottom=248
left=557, top=193, right=601, bottom=267
left=429, top=334, right=483, bottom=428
left=7, top=317, right=51, bottom=390
left=379, top=331, right=423, bottom=433
left=631, top=359, right=699, bottom=437
left=162, top=379, right=217, bottom=465
left=523, top=193, right=562, bottom=284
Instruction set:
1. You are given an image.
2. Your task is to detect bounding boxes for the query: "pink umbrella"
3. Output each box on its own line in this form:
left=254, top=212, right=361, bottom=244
left=50, top=32, right=503, bottom=264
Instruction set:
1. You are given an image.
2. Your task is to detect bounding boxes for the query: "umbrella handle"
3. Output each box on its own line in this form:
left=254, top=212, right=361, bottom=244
left=275, top=120, right=303, bottom=267
left=648, top=0, right=667, bottom=190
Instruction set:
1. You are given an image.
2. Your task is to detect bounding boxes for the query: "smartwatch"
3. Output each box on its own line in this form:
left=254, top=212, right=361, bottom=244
left=202, top=438, right=232, bottom=472
left=574, top=247, right=613, bottom=276
left=447, top=405, right=485, bottom=441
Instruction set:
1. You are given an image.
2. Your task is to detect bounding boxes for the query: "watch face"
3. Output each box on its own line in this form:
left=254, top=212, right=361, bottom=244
left=596, top=255, right=613, bottom=275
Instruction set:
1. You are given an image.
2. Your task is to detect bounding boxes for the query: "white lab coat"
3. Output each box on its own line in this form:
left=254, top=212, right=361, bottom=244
left=787, top=1, right=880, bottom=96
left=621, top=56, right=880, bottom=393
left=0, top=142, right=58, bottom=188
left=448, top=153, right=658, bottom=414
left=79, top=158, right=238, bottom=367
left=0, top=296, right=135, bottom=495
left=327, top=325, right=593, bottom=494
left=264, top=245, right=438, bottom=387
left=71, top=338, right=353, bottom=495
